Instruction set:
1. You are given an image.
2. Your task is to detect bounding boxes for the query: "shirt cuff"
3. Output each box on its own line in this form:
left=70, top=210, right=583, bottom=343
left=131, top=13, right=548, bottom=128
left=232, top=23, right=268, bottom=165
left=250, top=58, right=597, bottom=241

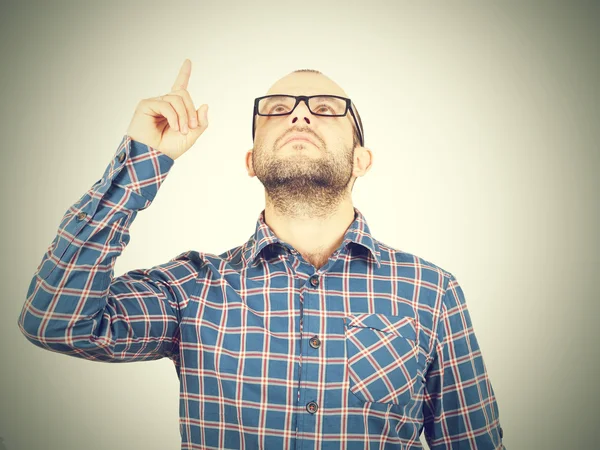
left=110, top=135, right=175, bottom=202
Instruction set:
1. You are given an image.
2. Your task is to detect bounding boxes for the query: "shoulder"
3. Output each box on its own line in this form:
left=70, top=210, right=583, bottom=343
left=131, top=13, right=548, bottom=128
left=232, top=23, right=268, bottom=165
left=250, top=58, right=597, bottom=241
left=376, top=239, right=454, bottom=290
left=170, top=244, right=247, bottom=268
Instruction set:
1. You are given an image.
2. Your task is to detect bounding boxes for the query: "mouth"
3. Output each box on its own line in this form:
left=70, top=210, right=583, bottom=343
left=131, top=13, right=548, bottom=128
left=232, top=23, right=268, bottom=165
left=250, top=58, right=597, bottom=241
left=282, top=133, right=317, bottom=147
left=284, top=137, right=315, bottom=146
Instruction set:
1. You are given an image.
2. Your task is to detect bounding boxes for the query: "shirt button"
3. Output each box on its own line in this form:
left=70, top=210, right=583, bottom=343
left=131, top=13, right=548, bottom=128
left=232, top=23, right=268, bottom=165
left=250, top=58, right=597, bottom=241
left=310, top=276, right=319, bottom=287
left=309, top=336, right=321, bottom=349
left=118, top=152, right=126, bottom=163
left=499, top=426, right=503, bottom=438
left=76, top=211, right=87, bottom=221
left=306, top=401, right=318, bottom=414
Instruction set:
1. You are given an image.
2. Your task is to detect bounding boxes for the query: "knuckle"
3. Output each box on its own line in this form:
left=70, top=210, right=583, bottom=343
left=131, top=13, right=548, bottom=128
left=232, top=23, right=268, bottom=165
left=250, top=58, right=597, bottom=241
left=175, top=88, right=194, bottom=105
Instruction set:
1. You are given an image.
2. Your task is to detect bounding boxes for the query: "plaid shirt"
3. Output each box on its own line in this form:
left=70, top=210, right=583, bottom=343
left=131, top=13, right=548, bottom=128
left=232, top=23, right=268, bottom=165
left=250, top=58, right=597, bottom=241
left=18, top=135, right=505, bottom=449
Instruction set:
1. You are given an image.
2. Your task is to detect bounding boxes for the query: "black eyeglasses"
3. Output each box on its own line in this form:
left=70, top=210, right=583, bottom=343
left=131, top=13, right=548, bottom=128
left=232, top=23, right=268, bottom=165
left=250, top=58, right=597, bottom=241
left=252, top=94, right=364, bottom=147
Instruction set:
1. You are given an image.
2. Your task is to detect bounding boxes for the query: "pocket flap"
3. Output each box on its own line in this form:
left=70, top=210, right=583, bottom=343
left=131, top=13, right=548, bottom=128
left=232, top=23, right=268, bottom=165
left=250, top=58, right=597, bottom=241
left=346, top=313, right=417, bottom=340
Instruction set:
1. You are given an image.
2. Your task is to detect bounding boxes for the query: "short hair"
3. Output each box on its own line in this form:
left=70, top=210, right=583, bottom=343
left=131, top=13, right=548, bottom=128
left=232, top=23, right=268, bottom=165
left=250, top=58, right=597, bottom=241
left=293, top=69, right=322, bottom=75
left=292, top=69, right=363, bottom=148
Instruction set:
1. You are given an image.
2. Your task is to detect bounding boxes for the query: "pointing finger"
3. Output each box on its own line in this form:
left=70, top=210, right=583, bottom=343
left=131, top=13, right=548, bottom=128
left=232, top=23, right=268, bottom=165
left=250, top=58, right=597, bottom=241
left=171, top=59, right=191, bottom=92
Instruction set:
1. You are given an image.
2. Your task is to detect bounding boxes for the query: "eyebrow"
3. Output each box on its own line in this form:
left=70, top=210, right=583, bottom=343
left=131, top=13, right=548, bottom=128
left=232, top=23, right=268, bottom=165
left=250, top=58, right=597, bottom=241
left=264, top=94, right=343, bottom=105
left=263, top=96, right=283, bottom=106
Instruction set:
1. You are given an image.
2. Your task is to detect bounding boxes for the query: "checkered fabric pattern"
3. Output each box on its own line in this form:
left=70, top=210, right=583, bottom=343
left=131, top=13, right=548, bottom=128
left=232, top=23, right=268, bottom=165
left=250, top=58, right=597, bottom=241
left=18, top=135, right=505, bottom=449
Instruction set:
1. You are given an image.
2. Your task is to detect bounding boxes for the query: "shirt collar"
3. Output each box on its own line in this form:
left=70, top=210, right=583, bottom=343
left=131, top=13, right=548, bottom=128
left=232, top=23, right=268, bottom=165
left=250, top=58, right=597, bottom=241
left=242, top=206, right=382, bottom=269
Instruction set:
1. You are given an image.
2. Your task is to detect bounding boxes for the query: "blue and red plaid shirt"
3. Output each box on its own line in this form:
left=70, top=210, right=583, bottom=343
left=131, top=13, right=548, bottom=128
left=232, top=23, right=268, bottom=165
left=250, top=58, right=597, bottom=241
left=18, top=135, right=505, bottom=449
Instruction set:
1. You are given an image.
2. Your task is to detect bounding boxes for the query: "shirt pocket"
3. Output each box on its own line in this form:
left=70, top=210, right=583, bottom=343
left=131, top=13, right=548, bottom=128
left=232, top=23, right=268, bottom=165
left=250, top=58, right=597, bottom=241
left=344, top=313, right=419, bottom=406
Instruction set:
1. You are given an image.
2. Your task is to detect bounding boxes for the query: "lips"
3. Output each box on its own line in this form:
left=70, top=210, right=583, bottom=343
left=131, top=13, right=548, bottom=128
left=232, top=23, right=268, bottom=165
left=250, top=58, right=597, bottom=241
left=282, top=133, right=316, bottom=147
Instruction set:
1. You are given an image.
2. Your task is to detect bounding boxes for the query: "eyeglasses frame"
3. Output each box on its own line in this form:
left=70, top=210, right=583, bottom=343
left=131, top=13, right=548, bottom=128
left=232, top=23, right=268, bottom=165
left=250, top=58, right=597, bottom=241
left=252, top=94, right=364, bottom=147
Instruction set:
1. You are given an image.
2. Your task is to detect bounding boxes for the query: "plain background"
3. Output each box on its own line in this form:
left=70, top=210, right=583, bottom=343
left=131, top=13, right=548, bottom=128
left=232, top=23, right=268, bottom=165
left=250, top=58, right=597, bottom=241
left=1, top=1, right=598, bottom=449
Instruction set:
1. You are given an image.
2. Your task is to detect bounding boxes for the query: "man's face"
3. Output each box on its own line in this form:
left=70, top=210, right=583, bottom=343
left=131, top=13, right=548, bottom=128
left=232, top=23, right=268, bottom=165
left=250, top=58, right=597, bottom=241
left=246, top=72, right=363, bottom=207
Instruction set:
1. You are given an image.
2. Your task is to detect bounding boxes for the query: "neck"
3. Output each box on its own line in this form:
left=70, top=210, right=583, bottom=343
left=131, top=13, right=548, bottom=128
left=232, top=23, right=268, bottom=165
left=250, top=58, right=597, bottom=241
left=263, top=194, right=356, bottom=267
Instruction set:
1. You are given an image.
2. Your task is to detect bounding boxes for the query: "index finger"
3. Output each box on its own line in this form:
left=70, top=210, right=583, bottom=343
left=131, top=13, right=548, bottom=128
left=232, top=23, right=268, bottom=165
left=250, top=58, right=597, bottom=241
left=171, top=58, right=191, bottom=91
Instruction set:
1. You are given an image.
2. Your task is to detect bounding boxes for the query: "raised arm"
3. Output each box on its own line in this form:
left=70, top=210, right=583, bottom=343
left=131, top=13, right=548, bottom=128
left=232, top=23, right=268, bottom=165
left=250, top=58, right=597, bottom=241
left=17, top=136, right=204, bottom=362
left=17, top=59, right=210, bottom=363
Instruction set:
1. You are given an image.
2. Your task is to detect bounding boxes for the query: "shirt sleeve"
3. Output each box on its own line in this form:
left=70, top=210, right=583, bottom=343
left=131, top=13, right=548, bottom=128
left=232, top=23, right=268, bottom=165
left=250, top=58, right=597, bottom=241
left=17, top=135, right=202, bottom=363
left=422, top=272, right=505, bottom=449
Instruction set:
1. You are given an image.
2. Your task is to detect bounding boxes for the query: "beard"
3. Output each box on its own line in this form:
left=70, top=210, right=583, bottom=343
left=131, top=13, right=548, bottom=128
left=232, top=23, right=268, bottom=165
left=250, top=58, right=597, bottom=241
left=252, top=138, right=356, bottom=218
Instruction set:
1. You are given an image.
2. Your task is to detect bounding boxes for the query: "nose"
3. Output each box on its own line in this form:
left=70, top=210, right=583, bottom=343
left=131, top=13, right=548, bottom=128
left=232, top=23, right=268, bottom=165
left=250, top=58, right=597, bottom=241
left=289, top=99, right=312, bottom=126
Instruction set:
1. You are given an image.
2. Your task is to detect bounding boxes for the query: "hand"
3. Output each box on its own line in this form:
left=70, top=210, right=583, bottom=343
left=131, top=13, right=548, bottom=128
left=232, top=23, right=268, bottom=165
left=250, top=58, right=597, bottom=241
left=126, top=59, right=209, bottom=160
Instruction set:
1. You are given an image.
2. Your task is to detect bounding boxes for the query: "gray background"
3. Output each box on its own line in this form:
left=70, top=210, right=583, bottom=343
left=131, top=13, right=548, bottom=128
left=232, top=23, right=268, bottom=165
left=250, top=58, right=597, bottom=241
left=1, top=1, right=598, bottom=449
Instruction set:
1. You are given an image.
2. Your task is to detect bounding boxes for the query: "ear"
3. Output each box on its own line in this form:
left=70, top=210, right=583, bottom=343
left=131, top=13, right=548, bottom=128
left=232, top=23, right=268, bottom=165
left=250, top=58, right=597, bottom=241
left=352, top=146, right=373, bottom=178
left=245, top=149, right=256, bottom=177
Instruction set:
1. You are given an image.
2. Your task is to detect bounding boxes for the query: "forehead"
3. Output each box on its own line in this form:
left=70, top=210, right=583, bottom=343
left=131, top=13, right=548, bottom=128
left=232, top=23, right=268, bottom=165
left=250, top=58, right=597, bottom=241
left=266, top=72, right=348, bottom=97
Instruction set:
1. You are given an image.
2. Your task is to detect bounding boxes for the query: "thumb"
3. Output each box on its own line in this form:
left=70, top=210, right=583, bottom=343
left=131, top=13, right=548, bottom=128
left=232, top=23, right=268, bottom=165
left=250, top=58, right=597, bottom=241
left=188, top=104, right=209, bottom=140
left=196, top=104, right=208, bottom=127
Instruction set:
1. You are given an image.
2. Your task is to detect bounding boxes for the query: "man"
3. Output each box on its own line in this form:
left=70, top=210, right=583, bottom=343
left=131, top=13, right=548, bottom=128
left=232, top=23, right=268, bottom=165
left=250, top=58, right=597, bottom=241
left=18, top=59, right=505, bottom=449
